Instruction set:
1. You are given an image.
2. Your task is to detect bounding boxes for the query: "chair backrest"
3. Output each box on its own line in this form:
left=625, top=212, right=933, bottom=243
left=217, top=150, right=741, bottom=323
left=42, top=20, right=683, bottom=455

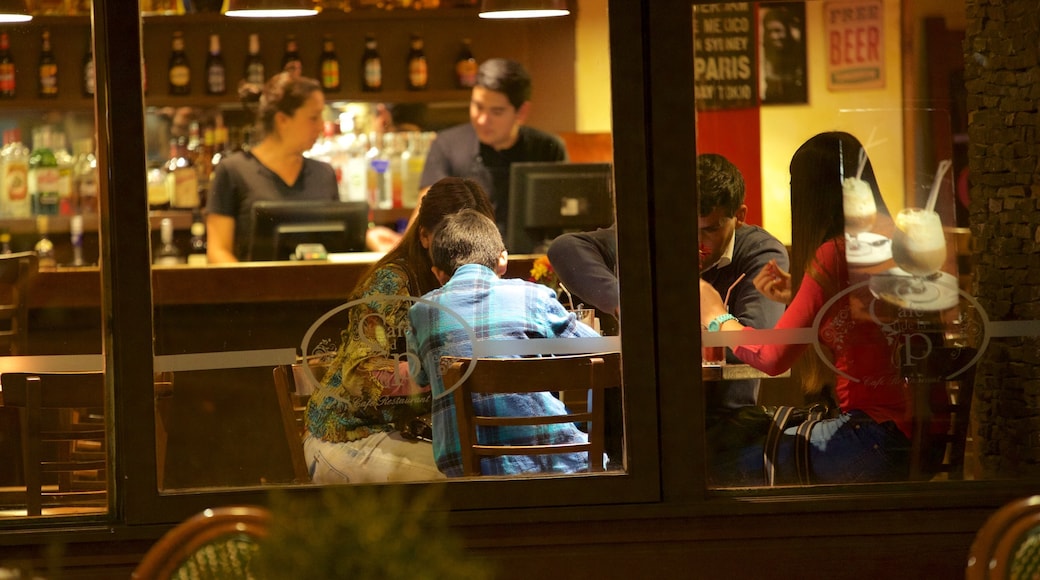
left=272, top=358, right=327, bottom=483
left=0, top=251, right=38, bottom=356
left=902, top=345, right=977, bottom=481
left=441, top=352, right=622, bottom=477
left=131, top=505, right=273, bottom=580
left=1, top=371, right=105, bottom=516
left=967, top=496, right=1040, bottom=580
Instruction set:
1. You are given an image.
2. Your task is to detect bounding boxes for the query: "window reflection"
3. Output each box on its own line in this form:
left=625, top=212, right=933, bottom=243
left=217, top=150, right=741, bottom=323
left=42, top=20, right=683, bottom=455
left=694, top=0, right=994, bottom=488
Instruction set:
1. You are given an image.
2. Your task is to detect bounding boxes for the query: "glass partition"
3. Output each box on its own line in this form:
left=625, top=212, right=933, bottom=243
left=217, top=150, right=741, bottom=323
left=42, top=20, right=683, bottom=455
left=0, top=9, right=106, bottom=520
left=145, top=2, right=626, bottom=494
left=692, top=0, right=1031, bottom=489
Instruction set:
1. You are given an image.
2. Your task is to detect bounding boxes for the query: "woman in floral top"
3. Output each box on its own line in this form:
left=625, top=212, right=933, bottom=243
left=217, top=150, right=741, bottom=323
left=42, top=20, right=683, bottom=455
left=304, top=177, right=495, bottom=483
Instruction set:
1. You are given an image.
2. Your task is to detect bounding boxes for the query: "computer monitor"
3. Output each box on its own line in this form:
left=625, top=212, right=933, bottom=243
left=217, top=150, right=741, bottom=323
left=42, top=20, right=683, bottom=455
left=505, top=162, right=615, bottom=254
left=247, top=200, right=370, bottom=261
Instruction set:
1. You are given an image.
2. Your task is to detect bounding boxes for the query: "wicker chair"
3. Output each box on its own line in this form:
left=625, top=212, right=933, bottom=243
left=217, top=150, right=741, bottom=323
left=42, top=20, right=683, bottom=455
left=967, top=496, right=1040, bottom=580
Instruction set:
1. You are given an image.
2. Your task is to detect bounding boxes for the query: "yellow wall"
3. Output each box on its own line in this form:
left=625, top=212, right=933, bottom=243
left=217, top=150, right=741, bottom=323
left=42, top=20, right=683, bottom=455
left=759, top=0, right=905, bottom=245
left=575, top=0, right=613, bottom=133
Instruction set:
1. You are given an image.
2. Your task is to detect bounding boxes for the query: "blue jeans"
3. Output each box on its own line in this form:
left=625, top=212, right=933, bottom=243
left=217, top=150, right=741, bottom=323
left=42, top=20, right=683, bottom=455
left=714, top=410, right=911, bottom=486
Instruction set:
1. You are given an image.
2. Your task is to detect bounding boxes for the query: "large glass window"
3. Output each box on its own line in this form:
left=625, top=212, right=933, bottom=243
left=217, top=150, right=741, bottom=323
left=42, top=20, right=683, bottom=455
left=143, top=1, right=630, bottom=496
left=0, top=7, right=106, bottom=520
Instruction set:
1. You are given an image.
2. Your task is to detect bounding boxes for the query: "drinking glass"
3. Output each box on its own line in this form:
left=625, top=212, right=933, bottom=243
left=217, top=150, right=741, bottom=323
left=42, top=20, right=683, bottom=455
left=891, top=207, right=947, bottom=302
left=842, top=177, right=877, bottom=257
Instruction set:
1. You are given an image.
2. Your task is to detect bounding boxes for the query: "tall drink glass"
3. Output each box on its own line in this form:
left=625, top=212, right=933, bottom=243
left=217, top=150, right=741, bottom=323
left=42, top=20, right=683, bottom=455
left=891, top=207, right=947, bottom=302
left=842, top=177, right=877, bottom=257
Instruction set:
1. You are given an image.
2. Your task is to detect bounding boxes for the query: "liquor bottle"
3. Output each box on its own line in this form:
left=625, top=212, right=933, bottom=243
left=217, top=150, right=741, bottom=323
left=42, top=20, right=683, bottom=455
left=73, top=138, right=98, bottom=215
left=165, top=137, right=199, bottom=209
left=28, top=127, right=60, bottom=216
left=282, top=34, right=302, bottom=76
left=147, top=161, right=169, bottom=210
left=0, top=33, right=15, bottom=99
left=205, top=34, right=226, bottom=96
left=70, top=214, right=85, bottom=267
left=455, top=38, right=477, bottom=89
left=34, top=215, right=56, bottom=270
left=400, top=131, right=425, bottom=209
left=153, top=217, right=185, bottom=265
left=318, top=34, right=340, bottom=92
left=406, top=34, right=428, bottom=91
left=360, top=34, right=381, bottom=92
left=244, top=33, right=265, bottom=86
left=342, top=132, right=368, bottom=204
left=52, top=132, right=75, bottom=216
left=0, top=230, right=11, bottom=255
left=0, top=130, right=31, bottom=218
left=38, top=30, right=58, bottom=99
left=210, top=125, right=230, bottom=169
left=187, top=210, right=207, bottom=265
left=168, top=31, right=191, bottom=96
left=83, top=37, right=95, bottom=97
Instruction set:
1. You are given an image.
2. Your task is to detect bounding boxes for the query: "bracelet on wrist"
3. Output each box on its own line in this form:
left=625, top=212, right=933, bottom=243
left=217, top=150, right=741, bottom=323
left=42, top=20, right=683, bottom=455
left=707, top=313, right=737, bottom=332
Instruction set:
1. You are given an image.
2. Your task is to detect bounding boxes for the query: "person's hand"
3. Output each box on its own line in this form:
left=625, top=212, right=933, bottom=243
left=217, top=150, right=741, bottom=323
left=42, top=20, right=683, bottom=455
left=699, top=279, right=728, bottom=326
left=753, top=259, right=793, bottom=304
left=366, top=226, right=402, bottom=253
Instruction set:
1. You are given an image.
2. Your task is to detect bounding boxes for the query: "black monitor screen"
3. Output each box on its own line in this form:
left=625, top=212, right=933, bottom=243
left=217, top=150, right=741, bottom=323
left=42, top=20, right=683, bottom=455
left=506, top=162, right=614, bottom=254
left=247, top=200, right=370, bottom=261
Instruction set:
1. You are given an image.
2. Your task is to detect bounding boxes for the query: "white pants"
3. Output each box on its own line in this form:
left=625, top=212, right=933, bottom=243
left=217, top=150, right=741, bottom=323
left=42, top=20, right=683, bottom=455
left=304, top=431, right=446, bottom=484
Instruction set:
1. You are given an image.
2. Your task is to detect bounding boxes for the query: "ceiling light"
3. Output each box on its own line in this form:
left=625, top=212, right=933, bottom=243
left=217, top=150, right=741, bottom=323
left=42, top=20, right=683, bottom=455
left=0, top=0, right=32, bottom=23
left=478, top=0, right=569, bottom=19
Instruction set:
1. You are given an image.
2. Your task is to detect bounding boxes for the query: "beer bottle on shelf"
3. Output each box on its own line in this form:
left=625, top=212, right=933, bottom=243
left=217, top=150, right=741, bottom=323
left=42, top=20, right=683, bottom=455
left=38, top=30, right=58, bottom=99
left=154, top=217, right=185, bottom=265
left=455, top=38, right=477, bottom=89
left=282, top=34, right=302, bottom=76
left=361, top=34, right=381, bottom=92
left=318, top=34, right=340, bottom=92
left=205, top=34, right=226, bottom=96
left=244, top=33, right=265, bottom=86
left=168, top=31, right=191, bottom=96
left=406, top=34, right=428, bottom=91
left=83, top=37, right=95, bottom=97
left=0, top=32, right=15, bottom=99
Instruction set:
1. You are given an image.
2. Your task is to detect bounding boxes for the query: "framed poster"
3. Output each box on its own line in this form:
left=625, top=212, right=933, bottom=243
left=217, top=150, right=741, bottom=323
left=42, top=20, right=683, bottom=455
left=825, top=0, right=885, bottom=90
left=693, top=2, right=757, bottom=111
left=759, top=2, right=808, bottom=104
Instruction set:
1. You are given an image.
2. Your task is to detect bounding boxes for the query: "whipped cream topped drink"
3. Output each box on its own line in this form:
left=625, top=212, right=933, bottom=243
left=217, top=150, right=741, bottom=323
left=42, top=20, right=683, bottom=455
left=842, top=177, right=877, bottom=238
left=892, top=207, right=946, bottom=277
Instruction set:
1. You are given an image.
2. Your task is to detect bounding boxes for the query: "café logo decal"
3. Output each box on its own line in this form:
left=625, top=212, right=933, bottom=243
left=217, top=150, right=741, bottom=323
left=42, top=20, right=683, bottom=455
left=812, top=280, right=987, bottom=384
left=299, top=294, right=479, bottom=401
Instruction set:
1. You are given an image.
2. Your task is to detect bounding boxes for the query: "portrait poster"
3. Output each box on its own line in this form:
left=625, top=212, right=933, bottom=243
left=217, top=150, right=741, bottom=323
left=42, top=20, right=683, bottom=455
left=758, top=2, right=808, bottom=104
left=825, top=0, right=885, bottom=90
left=693, top=2, right=757, bottom=111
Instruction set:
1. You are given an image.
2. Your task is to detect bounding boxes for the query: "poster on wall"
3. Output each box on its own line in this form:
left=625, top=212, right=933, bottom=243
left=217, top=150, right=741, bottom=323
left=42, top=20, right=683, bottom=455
left=825, top=0, right=885, bottom=90
left=693, top=2, right=757, bottom=111
left=759, top=3, right=808, bottom=104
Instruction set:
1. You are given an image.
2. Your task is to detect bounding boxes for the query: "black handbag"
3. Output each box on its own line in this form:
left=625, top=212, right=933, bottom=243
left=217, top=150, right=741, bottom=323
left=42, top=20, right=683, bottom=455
left=763, top=404, right=831, bottom=486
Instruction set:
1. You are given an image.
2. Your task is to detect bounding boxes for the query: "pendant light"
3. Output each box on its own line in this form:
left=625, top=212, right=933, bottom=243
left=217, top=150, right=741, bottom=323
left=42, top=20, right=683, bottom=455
left=225, top=0, right=316, bottom=18
left=0, top=0, right=32, bottom=23
left=478, top=0, right=569, bottom=19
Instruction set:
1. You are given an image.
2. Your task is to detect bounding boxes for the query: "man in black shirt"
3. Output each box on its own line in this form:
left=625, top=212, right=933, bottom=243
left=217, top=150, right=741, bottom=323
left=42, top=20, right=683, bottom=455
left=419, top=58, right=568, bottom=233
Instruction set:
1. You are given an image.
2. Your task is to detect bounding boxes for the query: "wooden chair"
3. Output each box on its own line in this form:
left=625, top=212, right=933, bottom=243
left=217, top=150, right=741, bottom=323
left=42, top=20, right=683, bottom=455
left=131, top=505, right=272, bottom=580
left=272, top=358, right=328, bottom=483
left=967, top=496, right=1040, bottom=580
left=1, top=372, right=106, bottom=516
left=441, top=352, right=622, bottom=476
left=0, top=251, right=38, bottom=356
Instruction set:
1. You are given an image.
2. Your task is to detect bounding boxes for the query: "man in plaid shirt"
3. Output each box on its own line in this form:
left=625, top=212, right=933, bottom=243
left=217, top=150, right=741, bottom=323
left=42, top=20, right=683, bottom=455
left=407, top=209, right=600, bottom=477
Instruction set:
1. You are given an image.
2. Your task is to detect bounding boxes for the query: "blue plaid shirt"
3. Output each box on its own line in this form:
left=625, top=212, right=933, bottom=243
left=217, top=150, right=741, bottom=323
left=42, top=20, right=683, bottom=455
left=407, top=264, right=601, bottom=477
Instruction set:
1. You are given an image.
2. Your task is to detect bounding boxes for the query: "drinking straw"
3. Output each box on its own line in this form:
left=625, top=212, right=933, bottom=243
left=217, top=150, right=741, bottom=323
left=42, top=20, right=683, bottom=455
left=724, top=272, right=746, bottom=309
left=856, top=148, right=868, bottom=180
left=925, top=159, right=953, bottom=213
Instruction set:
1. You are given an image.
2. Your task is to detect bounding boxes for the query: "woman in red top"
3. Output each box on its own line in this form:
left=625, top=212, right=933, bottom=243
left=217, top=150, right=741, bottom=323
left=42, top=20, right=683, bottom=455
left=700, top=132, right=914, bottom=485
